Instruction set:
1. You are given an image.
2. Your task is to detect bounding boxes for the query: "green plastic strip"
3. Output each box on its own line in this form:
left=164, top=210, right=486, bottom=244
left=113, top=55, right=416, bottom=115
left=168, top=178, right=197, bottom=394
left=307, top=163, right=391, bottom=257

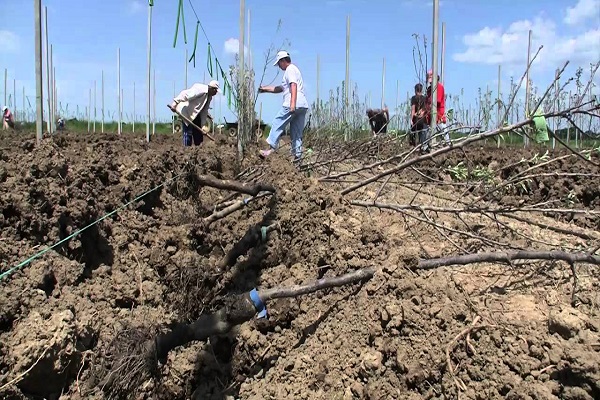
left=173, top=0, right=182, bottom=48
left=207, top=45, right=214, bottom=77
left=149, top=0, right=153, bottom=6
left=0, top=171, right=187, bottom=282
left=188, top=22, right=199, bottom=67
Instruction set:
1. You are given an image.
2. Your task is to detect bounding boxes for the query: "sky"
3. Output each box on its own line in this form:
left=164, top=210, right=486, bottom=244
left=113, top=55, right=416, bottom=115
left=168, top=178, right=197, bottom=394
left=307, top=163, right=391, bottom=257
left=0, top=0, right=599, bottom=125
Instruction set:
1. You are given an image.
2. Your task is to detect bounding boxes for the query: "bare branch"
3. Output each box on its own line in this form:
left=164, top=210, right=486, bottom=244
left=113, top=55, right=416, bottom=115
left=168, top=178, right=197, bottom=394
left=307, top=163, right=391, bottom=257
left=416, top=250, right=600, bottom=270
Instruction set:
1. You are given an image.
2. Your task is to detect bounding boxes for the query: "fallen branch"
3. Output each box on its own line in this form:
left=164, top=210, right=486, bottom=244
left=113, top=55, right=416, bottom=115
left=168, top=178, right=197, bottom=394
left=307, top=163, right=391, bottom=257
left=351, top=200, right=600, bottom=216
left=416, top=250, right=600, bottom=270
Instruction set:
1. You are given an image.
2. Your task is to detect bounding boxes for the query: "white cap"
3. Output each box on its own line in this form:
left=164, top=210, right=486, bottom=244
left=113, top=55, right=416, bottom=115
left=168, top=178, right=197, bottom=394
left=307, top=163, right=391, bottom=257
left=208, top=80, right=221, bottom=92
left=273, top=50, right=290, bottom=66
left=2, top=106, right=7, bottom=112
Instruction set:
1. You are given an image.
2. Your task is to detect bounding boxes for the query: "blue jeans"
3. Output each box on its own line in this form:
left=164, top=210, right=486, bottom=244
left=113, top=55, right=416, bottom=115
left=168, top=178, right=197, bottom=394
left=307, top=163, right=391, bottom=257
left=420, top=122, right=450, bottom=151
left=183, top=115, right=204, bottom=147
left=266, top=106, right=308, bottom=159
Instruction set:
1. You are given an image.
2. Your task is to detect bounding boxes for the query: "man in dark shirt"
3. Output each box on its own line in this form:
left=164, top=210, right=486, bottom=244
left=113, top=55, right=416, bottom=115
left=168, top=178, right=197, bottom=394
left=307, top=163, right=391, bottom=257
left=410, top=83, right=426, bottom=146
left=367, top=107, right=389, bottom=136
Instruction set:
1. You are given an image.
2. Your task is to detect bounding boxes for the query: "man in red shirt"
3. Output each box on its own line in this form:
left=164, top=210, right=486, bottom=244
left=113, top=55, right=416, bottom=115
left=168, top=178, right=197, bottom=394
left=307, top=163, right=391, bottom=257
left=425, top=70, right=450, bottom=151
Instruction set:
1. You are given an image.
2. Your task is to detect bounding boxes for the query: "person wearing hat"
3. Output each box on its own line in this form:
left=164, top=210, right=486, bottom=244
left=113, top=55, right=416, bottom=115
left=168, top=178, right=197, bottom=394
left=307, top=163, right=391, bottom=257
left=258, top=50, right=309, bottom=160
left=170, top=80, right=219, bottom=146
left=2, top=106, right=15, bottom=130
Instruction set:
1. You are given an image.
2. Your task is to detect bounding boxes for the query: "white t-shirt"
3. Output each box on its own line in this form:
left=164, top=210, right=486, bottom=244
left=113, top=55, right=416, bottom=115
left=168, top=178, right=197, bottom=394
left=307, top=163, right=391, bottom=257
left=281, top=64, right=308, bottom=109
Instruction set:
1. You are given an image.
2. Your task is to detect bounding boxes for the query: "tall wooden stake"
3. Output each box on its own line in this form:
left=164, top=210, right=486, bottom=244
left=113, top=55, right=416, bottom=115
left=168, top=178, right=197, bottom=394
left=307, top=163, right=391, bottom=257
left=146, top=2, right=152, bottom=142
left=3, top=68, right=6, bottom=108
left=553, top=68, right=559, bottom=149
left=238, top=0, right=245, bottom=157
left=101, top=70, right=104, bottom=133
left=133, top=81, right=136, bottom=133
left=34, top=0, right=44, bottom=143
left=172, top=81, right=175, bottom=134
left=118, top=48, right=121, bottom=135
left=152, top=69, right=156, bottom=136
left=50, top=45, right=54, bottom=131
left=44, top=6, right=51, bottom=133
left=93, top=80, right=96, bottom=133
left=524, top=29, right=532, bottom=147
left=345, top=15, right=350, bottom=140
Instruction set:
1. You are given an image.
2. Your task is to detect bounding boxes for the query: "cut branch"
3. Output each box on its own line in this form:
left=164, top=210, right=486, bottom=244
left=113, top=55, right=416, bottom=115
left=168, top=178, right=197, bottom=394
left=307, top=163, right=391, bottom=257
left=416, top=250, right=600, bottom=270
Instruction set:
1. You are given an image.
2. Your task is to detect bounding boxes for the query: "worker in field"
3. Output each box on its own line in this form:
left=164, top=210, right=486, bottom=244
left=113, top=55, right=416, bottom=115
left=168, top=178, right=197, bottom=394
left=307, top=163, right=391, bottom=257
left=425, top=70, right=450, bottom=152
left=2, top=106, right=15, bottom=130
left=410, top=83, right=426, bottom=146
left=367, top=107, right=389, bottom=136
left=258, top=50, right=309, bottom=161
left=169, top=80, right=219, bottom=146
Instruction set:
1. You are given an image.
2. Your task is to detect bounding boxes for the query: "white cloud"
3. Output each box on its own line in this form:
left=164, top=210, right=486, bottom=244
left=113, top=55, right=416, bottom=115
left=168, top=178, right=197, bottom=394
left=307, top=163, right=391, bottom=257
left=564, top=0, right=600, bottom=26
left=453, top=14, right=600, bottom=71
left=223, top=38, right=249, bottom=56
left=0, top=30, right=20, bottom=53
left=129, top=0, right=144, bottom=14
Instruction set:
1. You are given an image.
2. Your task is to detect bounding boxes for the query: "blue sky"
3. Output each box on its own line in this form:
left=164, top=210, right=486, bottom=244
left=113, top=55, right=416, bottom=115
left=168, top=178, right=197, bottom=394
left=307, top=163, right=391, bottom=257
left=0, top=0, right=598, bottom=125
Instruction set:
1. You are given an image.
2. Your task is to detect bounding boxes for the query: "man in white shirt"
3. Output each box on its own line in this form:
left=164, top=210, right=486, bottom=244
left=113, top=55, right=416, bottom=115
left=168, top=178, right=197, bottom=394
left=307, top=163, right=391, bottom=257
left=258, top=50, right=309, bottom=160
left=170, top=80, right=219, bottom=146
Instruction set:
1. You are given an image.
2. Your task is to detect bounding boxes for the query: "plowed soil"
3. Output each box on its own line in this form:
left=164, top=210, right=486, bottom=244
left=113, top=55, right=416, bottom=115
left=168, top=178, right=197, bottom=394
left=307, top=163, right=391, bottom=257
left=0, top=131, right=598, bottom=400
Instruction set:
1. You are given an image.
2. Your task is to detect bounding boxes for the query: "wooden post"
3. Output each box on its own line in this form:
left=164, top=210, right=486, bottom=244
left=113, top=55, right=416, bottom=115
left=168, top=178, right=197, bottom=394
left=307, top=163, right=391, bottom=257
left=172, top=81, right=176, bottom=134
left=133, top=81, right=136, bottom=133
left=524, top=29, right=532, bottom=147
left=238, top=0, right=245, bottom=157
left=247, top=8, right=251, bottom=70
left=3, top=68, right=6, bottom=109
left=152, top=69, right=156, bottom=136
left=552, top=68, right=559, bottom=149
left=101, top=70, right=104, bottom=133
left=121, top=88, right=124, bottom=133
left=381, top=57, right=386, bottom=109
left=44, top=6, right=51, bottom=133
left=13, top=79, right=16, bottom=119
left=53, top=66, right=56, bottom=125
left=22, top=86, right=25, bottom=122
left=93, top=79, right=96, bottom=133
left=34, top=0, right=44, bottom=142
left=146, top=2, right=152, bottom=142
left=429, top=0, right=440, bottom=143
left=50, top=45, right=55, bottom=131
left=118, top=48, right=121, bottom=135
left=345, top=15, right=350, bottom=140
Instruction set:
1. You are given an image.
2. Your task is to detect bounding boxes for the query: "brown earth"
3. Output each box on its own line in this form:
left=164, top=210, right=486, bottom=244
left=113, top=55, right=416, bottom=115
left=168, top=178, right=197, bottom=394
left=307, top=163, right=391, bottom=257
left=0, top=131, right=598, bottom=400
